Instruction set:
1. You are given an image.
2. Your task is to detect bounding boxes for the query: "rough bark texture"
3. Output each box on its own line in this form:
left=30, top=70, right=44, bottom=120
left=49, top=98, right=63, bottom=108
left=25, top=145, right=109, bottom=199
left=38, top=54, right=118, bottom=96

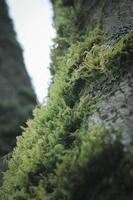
left=80, top=0, right=133, bottom=34
left=91, top=68, right=133, bottom=153
left=0, top=0, right=133, bottom=199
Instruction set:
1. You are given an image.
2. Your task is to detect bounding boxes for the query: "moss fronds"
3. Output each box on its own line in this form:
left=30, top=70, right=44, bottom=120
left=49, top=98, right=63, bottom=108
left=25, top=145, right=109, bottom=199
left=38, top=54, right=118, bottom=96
left=0, top=0, right=133, bottom=199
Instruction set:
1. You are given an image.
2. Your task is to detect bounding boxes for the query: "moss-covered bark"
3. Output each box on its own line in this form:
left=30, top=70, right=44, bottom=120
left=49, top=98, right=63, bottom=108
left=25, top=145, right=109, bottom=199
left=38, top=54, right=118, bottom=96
left=0, top=0, right=133, bottom=199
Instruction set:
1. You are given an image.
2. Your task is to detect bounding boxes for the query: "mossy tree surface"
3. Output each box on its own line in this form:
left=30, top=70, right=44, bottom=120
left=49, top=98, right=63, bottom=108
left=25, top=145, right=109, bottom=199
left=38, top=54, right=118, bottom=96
left=0, top=0, right=133, bottom=199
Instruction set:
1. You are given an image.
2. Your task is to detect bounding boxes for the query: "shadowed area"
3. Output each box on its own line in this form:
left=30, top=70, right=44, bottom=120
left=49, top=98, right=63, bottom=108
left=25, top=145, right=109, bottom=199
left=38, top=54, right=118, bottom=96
left=0, top=0, right=133, bottom=199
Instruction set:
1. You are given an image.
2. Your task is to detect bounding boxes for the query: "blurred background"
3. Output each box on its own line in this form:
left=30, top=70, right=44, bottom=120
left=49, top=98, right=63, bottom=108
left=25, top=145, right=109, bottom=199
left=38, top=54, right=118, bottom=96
left=6, top=0, right=55, bottom=103
left=0, top=0, right=55, bottom=156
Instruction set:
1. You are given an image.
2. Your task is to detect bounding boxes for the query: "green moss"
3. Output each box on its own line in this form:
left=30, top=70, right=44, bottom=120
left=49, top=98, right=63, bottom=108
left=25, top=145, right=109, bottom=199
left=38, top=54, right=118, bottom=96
left=1, top=28, right=133, bottom=199
left=0, top=0, right=133, bottom=199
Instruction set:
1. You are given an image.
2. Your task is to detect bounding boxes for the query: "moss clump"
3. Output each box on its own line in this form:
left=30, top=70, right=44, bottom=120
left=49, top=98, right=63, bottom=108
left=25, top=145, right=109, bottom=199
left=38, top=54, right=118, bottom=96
left=0, top=0, right=133, bottom=199
left=1, top=28, right=133, bottom=199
